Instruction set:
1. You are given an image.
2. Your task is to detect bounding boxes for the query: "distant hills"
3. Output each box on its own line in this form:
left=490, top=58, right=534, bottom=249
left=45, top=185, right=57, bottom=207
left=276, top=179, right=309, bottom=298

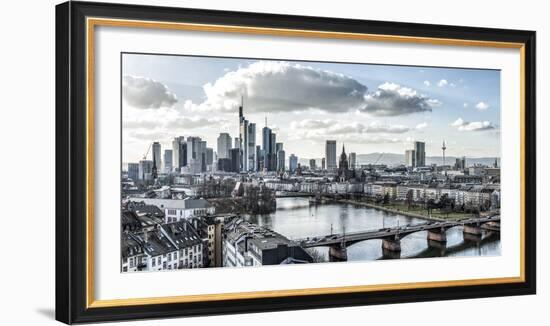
left=299, top=153, right=499, bottom=167
left=357, top=153, right=499, bottom=167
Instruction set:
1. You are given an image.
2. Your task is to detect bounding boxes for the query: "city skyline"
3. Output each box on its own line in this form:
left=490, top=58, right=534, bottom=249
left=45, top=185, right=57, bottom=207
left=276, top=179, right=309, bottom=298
left=122, top=54, right=501, bottom=165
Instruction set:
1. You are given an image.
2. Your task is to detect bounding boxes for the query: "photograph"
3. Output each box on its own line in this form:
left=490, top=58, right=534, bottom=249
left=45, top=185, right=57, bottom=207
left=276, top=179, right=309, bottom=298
left=51, top=1, right=537, bottom=323
left=120, top=53, right=502, bottom=272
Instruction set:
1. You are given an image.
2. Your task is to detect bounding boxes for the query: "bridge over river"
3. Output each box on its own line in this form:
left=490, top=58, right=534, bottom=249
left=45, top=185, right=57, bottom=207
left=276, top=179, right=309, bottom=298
left=296, top=216, right=500, bottom=261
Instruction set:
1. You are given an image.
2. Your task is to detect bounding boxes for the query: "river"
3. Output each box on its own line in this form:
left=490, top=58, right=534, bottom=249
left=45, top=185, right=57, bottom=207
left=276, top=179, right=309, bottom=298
left=246, top=197, right=501, bottom=262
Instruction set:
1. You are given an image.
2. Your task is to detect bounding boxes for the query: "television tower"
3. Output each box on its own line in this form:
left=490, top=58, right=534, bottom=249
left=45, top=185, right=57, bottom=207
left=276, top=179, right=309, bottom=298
left=442, top=140, right=447, bottom=176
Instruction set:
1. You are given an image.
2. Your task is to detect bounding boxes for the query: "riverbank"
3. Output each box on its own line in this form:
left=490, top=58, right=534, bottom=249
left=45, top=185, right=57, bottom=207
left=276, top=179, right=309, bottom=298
left=333, top=199, right=460, bottom=222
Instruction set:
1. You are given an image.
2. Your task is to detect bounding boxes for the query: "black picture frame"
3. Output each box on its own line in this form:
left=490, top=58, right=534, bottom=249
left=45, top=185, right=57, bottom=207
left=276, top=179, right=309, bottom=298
left=56, top=1, right=536, bottom=324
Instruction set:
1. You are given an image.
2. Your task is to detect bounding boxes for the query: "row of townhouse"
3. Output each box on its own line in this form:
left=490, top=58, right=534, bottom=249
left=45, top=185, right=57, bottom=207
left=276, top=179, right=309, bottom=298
left=265, top=180, right=364, bottom=195
left=263, top=180, right=299, bottom=192
left=189, top=215, right=229, bottom=268
left=364, top=182, right=399, bottom=198
left=395, top=184, right=499, bottom=207
left=127, top=197, right=215, bottom=223
left=223, top=218, right=313, bottom=267
left=121, top=219, right=205, bottom=272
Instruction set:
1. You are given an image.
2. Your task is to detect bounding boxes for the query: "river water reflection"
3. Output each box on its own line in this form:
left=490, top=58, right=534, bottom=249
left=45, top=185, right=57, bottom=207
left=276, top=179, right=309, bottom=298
left=246, top=197, right=500, bottom=261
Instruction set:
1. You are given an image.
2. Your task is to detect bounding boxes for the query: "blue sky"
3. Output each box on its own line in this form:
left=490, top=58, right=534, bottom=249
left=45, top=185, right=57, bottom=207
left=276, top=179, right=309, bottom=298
left=122, top=53, right=501, bottom=164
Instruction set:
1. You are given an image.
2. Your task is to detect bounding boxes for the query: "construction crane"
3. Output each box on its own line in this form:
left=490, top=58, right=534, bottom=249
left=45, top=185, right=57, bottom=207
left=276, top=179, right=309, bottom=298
left=142, top=143, right=152, bottom=160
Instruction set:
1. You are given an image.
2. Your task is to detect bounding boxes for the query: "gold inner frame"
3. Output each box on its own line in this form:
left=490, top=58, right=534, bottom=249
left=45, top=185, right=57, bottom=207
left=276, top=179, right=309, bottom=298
left=85, top=17, right=527, bottom=309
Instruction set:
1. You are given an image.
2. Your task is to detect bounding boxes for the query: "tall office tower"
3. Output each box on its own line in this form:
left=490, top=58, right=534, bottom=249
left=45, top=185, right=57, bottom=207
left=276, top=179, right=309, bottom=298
left=151, top=151, right=158, bottom=180
left=275, top=142, right=284, bottom=171
left=269, top=132, right=277, bottom=171
left=217, top=133, right=232, bottom=159
left=270, top=133, right=276, bottom=157
left=163, top=149, right=173, bottom=173
left=172, top=136, right=186, bottom=171
left=309, top=159, right=316, bottom=170
left=187, top=136, right=200, bottom=164
left=256, top=146, right=264, bottom=171
left=454, top=158, right=461, bottom=170
left=127, top=163, right=139, bottom=182
left=325, top=140, right=337, bottom=170
left=229, top=148, right=241, bottom=173
left=405, top=149, right=416, bottom=168
left=234, top=137, right=240, bottom=150
left=247, top=123, right=256, bottom=172
left=199, top=140, right=207, bottom=172
left=289, top=154, right=298, bottom=173
left=138, top=159, right=153, bottom=181
left=349, top=152, right=356, bottom=169
left=238, top=99, right=249, bottom=172
left=277, top=150, right=285, bottom=172
left=240, top=119, right=248, bottom=171
left=218, top=158, right=232, bottom=172
left=206, top=148, right=214, bottom=167
left=262, top=124, right=272, bottom=170
left=186, top=137, right=202, bottom=174
left=321, top=158, right=326, bottom=170
left=152, top=142, right=162, bottom=172
left=414, top=141, right=426, bottom=167
left=212, top=151, right=218, bottom=172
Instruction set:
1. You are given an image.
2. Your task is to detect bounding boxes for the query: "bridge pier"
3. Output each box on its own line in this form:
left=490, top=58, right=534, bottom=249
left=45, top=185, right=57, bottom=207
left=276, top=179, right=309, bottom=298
left=329, top=246, right=348, bottom=262
left=382, top=247, right=401, bottom=259
left=427, top=228, right=447, bottom=243
left=382, top=238, right=401, bottom=252
left=427, top=239, right=447, bottom=252
left=463, top=231, right=482, bottom=243
left=463, top=224, right=483, bottom=236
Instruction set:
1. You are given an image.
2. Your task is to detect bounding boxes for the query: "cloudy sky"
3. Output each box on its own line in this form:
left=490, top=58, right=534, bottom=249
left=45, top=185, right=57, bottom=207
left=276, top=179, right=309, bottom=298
left=122, top=53, right=501, bottom=164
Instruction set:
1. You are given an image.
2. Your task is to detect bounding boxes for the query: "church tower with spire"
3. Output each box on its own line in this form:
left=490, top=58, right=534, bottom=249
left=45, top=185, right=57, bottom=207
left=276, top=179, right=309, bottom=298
left=337, top=144, right=351, bottom=182
left=339, top=144, right=349, bottom=170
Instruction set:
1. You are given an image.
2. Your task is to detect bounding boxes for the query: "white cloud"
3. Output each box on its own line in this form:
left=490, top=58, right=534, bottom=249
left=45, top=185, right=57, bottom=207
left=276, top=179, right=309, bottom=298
left=123, top=75, right=177, bottom=109
left=423, top=80, right=431, bottom=87
left=367, top=121, right=410, bottom=133
left=288, top=119, right=413, bottom=145
left=450, top=117, right=495, bottom=131
left=200, top=61, right=368, bottom=113
left=165, top=116, right=230, bottom=129
left=437, top=79, right=448, bottom=87
left=123, top=105, right=230, bottom=145
left=291, top=119, right=411, bottom=135
left=363, top=82, right=441, bottom=116
left=415, top=122, right=428, bottom=130
left=475, top=101, right=490, bottom=111
left=451, top=118, right=465, bottom=127
left=184, top=62, right=440, bottom=117
left=290, top=129, right=402, bottom=144
left=463, top=103, right=469, bottom=108
left=291, top=119, right=333, bottom=130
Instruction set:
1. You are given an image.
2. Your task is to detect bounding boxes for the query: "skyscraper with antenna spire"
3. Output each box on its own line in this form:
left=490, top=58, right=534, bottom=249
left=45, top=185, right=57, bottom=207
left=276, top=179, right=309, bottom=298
left=238, top=96, right=249, bottom=172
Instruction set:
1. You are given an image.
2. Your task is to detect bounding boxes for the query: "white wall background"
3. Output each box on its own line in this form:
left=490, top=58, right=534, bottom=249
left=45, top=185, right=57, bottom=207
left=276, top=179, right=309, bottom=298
left=0, top=0, right=545, bottom=325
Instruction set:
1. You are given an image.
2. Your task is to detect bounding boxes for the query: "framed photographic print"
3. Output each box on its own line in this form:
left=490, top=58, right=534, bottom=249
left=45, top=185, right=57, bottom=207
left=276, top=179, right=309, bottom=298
left=55, top=1, right=536, bottom=324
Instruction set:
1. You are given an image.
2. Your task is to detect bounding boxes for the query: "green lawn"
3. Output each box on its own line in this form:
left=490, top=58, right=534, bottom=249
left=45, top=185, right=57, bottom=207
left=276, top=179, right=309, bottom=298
left=374, top=202, right=473, bottom=220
